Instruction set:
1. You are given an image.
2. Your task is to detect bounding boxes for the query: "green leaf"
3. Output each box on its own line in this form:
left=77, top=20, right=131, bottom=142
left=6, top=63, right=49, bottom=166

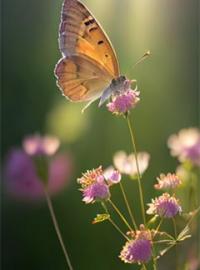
left=92, top=213, right=110, bottom=224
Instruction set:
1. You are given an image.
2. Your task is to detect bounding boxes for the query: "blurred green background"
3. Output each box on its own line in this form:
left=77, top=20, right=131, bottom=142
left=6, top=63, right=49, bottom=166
left=2, top=0, right=199, bottom=269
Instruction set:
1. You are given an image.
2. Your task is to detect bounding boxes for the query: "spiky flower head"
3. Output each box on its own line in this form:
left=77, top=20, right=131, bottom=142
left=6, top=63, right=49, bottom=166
left=147, top=193, right=182, bottom=218
left=77, top=166, right=110, bottom=204
left=154, top=173, right=182, bottom=190
left=107, top=80, right=140, bottom=115
left=120, top=225, right=152, bottom=264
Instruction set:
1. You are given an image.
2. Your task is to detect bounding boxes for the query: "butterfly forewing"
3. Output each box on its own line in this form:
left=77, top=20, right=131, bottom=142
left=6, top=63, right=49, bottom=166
left=59, top=0, right=120, bottom=78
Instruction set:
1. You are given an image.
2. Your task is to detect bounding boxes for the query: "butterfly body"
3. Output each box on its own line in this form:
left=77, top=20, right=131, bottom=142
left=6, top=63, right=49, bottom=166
left=55, top=0, right=127, bottom=110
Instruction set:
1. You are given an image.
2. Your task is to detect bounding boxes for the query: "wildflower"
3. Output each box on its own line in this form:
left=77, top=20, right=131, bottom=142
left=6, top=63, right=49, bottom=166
left=113, top=151, right=150, bottom=178
left=23, top=134, right=60, bottom=156
left=168, top=128, right=200, bottom=167
left=120, top=225, right=152, bottom=264
left=107, top=80, right=140, bottom=115
left=147, top=193, right=182, bottom=218
left=77, top=166, right=110, bottom=204
left=4, top=149, right=72, bottom=200
left=103, top=166, right=121, bottom=184
left=154, top=173, right=182, bottom=190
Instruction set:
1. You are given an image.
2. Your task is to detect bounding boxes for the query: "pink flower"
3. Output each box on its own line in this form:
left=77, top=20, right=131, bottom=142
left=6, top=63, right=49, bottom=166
left=77, top=166, right=110, bottom=204
left=23, top=134, right=60, bottom=156
left=120, top=225, right=152, bottom=264
left=168, top=128, right=200, bottom=167
left=107, top=80, right=140, bottom=115
left=154, top=173, right=182, bottom=190
left=103, top=166, right=121, bottom=184
left=147, top=193, right=182, bottom=218
left=4, top=149, right=72, bottom=200
left=113, top=151, right=150, bottom=177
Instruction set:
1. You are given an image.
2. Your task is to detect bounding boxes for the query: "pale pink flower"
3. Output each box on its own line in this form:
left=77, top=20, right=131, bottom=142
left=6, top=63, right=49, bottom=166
left=23, top=134, right=60, bottom=156
left=154, top=173, right=182, bottom=190
left=103, top=166, right=121, bottom=184
left=168, top=128, right=200, bottom=166
left=113, top=151, right=150, bottom=177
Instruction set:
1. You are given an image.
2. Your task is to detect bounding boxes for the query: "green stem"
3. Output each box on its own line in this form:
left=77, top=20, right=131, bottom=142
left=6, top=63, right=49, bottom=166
left=172, top=218, right=177, bottom=239
left=172, top=218, right=178, bottom=270
left=119, top=182, right=138, bottom=230
left=43, top=187, right=74, bottom=270
left=155, top=218, right=163, bottom=233
left=142, top=264, right=147, bottom=270
left=126, top=115, right=146, bottom=225
left=108, top=199, right=133, bottom=231
left=152, top=244, right=157, bottom=270
left=101, top=202, right=129, bottom=240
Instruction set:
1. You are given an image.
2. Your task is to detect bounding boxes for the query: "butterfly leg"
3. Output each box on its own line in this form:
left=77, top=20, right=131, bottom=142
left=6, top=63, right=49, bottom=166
left=81, top=96, right=100, bottom=113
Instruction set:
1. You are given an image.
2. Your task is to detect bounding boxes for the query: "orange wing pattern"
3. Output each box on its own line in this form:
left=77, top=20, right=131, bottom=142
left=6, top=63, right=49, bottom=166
left=59, top=0, right=120, bottom=78
left=55, top=55, right=111, bottom=102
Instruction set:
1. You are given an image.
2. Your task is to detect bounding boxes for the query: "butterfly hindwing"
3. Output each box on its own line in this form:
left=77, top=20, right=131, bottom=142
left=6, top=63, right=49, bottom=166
left=55, top=54, right=111, bottom=102
left=59, top=0, right=120, bottom=78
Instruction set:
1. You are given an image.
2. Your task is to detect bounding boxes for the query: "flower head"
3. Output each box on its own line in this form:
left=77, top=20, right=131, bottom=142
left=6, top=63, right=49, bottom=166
left=120, top=225, right=152, bottom=264
left=154, top=173, right=182, bottom=190
left=103, top=166, right=121, bottom=184
left=113, top=151, right=150, bottom=178
left=107, top=80, right=140, bottom=115
left=168, top=128, right=200, bottom=167
left=4, top=149, right=72, bottom=200
left=23, top=134, right=60, bottom=156
left=77, top=166, right=110, bottom=204
left=147, top=193, right=182, bottom=218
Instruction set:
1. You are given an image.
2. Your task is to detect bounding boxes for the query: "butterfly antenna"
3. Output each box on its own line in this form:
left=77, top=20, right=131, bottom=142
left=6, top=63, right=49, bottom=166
left=126, top=50, right=151, bottom=78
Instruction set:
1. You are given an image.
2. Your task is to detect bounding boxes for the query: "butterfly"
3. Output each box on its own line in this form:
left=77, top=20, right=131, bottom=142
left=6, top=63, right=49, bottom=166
left=55, top=0, right=128, bottom=112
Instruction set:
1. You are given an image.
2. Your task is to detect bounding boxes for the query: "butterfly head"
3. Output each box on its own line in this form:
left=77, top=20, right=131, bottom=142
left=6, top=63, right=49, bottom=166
left=99, top=75, right=135, bottom=107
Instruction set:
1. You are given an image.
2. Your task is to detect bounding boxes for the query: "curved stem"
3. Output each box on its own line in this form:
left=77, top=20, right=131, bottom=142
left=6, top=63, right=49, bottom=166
left=108, top=199, right=133, bottom=231
left=101, top=202, right=129, bottom=240
left=119, top=182, right=138, bottom=230
left=126, top=115, right=146, bottom=225
left=43, top=187, right=74, bottom=270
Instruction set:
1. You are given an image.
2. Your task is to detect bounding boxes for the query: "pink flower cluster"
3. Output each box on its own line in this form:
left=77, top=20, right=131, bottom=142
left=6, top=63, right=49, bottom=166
left=120, top=225, right=152, bottom=264
left=107, top=80, right=140, bottom=115
left=4, top=134, right=72, bottom=200
left=77, top=166, right=121, bottom=204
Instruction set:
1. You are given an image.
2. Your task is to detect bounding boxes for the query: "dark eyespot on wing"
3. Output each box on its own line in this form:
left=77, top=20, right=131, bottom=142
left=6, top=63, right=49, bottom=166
left=84, top=18, right=95, bottom=26
left=98, top=40, right=104, bottom=45
left=89, top=26, right=98, bottom=32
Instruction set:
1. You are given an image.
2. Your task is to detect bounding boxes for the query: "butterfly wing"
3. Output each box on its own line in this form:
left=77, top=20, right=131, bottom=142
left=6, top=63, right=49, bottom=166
left=55, top=54, right=112, bottom=102
left=59, top=0, right=120, bottom=78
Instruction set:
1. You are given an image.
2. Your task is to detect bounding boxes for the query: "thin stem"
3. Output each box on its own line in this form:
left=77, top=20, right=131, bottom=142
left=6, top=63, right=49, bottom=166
left=172, top=218, right=178, bottom=270
left=119, top=182, right=138, bottom=230
left=127, top=115, right=146, bottom=225
left=108, top=199, right=133, bottom=231
left=142, top=264, right=147, bottom=270
left=155, top=218, right=163, bottom=233
left=43, top=187, right=74, bottom=270
left=101, top=202, right=129, bottom=240
left=172, top=218, right=177, bottom=239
